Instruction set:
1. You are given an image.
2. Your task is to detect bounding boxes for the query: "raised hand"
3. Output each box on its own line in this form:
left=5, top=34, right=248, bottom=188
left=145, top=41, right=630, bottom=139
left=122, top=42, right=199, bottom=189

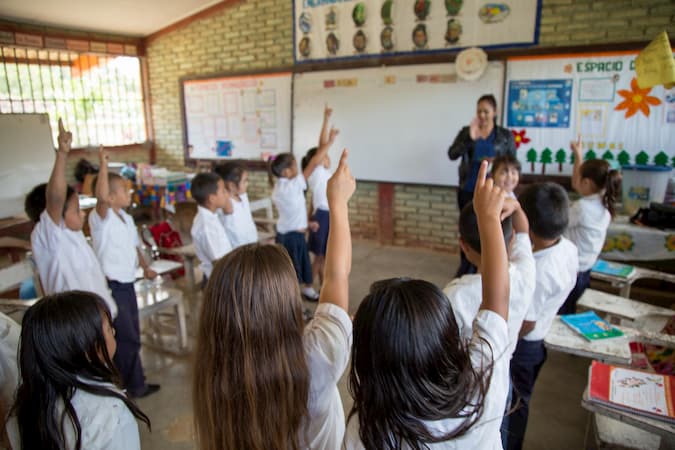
left=99, top=145, right=109, bottom=164
left=570, top=134, right=582, bottom=157
left=469, top=117, right=480, bottom=141
left=473, top=160, right=505, bottom=226
left=324, top=104, right=333, bottom=119
left=57, top=118, right=72, bottom=153
left=327, top=149, right=355, bottom=206
left=326, top=127, right=339, bottom=145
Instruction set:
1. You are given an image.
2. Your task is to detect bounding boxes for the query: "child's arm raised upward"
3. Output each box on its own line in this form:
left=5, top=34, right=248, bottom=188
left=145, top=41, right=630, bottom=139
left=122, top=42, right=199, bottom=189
left=45, top=119, right=72, bottom=224
left=303, top=108, right=339, bottom=180
left=319, top=149, right=355, bottom=312
left=319, top=104, right=333, bottom=147
left=474, top=160, right=509, bottom=320
left=570, top=135, right=583, bottom=193
left=94, top=146, right=110, bottom=219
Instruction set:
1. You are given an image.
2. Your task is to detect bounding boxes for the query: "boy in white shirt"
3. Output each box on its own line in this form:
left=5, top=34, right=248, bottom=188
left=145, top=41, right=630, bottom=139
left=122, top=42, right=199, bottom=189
left=190, top=172, right=233, bottom=282
left=505, top=183, right=578, bottom=450
left=443, top=199, right=535, bottom=357
left=88, top=147, right=159, bottom=398
left=24, top=119, right=116, bottom=317
left=214, top=162, right=258, bottom=248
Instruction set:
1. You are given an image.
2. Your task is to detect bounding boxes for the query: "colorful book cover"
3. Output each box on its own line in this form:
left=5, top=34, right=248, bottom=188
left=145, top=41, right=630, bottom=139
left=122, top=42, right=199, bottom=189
left=589, top=360, right=675, bottom=423
left=592, top=259, right=635, bottom=278
left=561, top=311, right=624, bottom=341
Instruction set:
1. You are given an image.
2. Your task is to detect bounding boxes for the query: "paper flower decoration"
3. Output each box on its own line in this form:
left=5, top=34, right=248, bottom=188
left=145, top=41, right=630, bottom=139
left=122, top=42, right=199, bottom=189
left=666, top=234, right=675, bottom=252
left=615, top=77, right=662, bottom=118
left=511, top=129, right=530, bottom=149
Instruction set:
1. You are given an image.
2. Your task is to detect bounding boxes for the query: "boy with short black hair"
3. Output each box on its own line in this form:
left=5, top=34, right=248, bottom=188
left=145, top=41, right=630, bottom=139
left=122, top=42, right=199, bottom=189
left=506, top=182, right=579, bottom=450
left=190, top=172, right=233, bottom=281
left=25, top=119, right=117, bottom=318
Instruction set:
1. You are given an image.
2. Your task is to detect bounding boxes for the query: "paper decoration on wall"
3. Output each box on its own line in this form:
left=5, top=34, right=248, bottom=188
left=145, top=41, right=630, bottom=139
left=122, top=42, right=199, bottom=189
left=455, top=47, right=488, bottom=81
left=615, top=78, right=662, bottom=118
left=635, top=31, right=675, bottom=89
left=294, top=0, right=539, bottom=62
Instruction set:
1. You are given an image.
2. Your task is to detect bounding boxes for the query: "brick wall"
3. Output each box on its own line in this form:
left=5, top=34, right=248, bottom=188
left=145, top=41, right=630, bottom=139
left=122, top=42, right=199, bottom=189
left=145, top=0, right=673, bottom=252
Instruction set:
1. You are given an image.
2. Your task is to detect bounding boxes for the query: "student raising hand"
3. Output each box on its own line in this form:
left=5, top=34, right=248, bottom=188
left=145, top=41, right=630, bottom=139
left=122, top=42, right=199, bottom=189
left=57, top=118, right=72, bottom=153
left=320, top=149, right=355, bottom=312
left=473, top=160, right=510, bottom=320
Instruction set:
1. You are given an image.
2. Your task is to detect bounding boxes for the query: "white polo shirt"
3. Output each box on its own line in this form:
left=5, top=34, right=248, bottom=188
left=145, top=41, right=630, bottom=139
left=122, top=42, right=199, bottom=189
left=89, top=208, right=140, bottom=283
left=443, top=232, right=536, bottom=356
left=307, top=166, right=331, bottom=212
left=564, top=194, right=611, bottom=271
left=191, top=205, right=232, bottom=279
left=523, top=237, right=579, bottom=342
left=219, top=193, right=258, bottom=248
left=272, top=174, right=308, bottom=234
left=303, top=303, right=352, bottom=449
left=31, top=211, right=117, bottom=318
left=343, top=310, right=510, bottom=450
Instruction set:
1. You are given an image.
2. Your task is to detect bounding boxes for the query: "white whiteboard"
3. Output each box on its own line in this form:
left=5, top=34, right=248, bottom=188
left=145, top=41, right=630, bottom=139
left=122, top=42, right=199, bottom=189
left=0, top=114, right=55, bottom=219
left=182, top=72, right=292, bottom=160
left=293, top=62, right=505, bottom=186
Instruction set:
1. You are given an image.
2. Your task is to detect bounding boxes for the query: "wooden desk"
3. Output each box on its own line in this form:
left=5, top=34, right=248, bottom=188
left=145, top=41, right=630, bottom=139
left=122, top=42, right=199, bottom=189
left=135, top=281, right=187, bottom=353
left=578, top=289, right=673, bottom=321
left=134, top=259, right=183, bottom=280
left=591, top=267, right=675, bottom=298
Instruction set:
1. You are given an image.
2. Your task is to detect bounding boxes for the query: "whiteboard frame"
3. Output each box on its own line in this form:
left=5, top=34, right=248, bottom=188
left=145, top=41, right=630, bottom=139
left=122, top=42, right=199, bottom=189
left=179, top=69, right=294, bottom=165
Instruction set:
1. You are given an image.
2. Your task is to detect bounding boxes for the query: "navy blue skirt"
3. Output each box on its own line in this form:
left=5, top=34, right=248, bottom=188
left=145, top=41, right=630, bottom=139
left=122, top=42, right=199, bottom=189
left=276, top=231, right=313, bottom=285
left=308, top=208, right=330, bottom=256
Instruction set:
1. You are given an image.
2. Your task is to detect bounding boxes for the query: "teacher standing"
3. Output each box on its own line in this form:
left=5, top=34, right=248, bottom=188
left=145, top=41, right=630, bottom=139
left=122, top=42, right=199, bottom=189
left=448, top=94, right=516, bottom=277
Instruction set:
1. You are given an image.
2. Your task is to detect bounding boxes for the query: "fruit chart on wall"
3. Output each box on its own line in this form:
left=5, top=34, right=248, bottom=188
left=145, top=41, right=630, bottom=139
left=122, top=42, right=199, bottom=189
left=293, top=0, right=541, bottom=62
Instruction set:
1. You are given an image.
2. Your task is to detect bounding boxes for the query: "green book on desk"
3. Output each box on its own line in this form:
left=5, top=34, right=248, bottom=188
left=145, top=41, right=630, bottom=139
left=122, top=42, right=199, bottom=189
left=592, top=259, right=635, bottom=278
left=561, top=311, right=624, bottom=341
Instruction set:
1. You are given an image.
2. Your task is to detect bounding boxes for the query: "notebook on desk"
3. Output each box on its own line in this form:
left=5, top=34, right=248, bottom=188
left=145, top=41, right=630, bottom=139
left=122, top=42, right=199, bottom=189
left=589, top=360, right=675, bottom=424
left=592, top=259, right=635, bottom=278
left=561, top=311, right=624, bottom=341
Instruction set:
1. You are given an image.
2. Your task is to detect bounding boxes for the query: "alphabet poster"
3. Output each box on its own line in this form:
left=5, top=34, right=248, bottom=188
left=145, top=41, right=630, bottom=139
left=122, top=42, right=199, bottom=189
left=505, top=52, right=675, bottom=175
left=293, top=0, right=541, bottom=62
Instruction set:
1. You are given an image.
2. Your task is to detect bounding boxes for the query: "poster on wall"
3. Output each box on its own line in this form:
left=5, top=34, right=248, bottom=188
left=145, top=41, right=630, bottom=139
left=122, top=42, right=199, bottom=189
left=293, top=0, right=541, bottom=62
left=182, top=72, right=292, bottom=160
left=505, top=52, right=675, bottom=175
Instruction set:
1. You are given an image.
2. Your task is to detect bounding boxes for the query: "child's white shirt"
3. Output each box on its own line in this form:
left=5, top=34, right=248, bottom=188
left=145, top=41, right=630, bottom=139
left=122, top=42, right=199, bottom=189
left=7, top=379, right=140, bottom=450
left=272, top=174, right=308, bottom=233
left=564, top=193, right=611, bottom=271
left=307, top=166, right=331, bottom=212
left=522, top=237, right=579, bottom=342
left=443, top=233, right=536, bottom=356
left=89, top=208, right=140, bottom=283
left=304, top=303, right=352, bottom=449
left=190, top=205, right=232, bottom=279
left=343, top=310, right=510, bottom=450
left=1, top=312, right=20, bottom=446
left=218, top=193, right=258, bottom=248
left=31, top=211, right=117, bottom=318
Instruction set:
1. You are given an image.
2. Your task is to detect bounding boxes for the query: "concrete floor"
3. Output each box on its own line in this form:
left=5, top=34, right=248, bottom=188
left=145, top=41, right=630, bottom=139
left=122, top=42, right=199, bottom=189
left=135, top=239, right=590, bottom=450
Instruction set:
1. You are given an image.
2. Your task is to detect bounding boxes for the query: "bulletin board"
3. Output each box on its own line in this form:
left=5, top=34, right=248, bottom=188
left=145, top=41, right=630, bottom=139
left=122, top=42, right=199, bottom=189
left=181, top=72, right=292, bottom=160
left=293, top=61, right=505, bottom=186
left=293, top=0, right=541, bottom=63
left=505, top=52, right=675, bottom=176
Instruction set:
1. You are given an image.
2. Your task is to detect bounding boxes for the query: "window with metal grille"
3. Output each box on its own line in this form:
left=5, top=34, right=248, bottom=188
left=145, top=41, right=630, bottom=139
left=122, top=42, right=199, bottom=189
left=0, top=46, right=146, bottom=148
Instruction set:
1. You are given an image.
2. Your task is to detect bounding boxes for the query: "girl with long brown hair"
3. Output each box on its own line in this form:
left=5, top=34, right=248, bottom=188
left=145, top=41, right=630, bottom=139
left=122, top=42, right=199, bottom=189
left=193, top=150, right=355, bottom=450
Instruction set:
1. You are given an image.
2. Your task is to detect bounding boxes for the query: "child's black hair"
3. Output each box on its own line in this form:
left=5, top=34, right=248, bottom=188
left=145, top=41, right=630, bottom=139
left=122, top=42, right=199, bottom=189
left=214, top=161, right=246, bottom=187
left=580, top=159, right=621, bottom=218
left=267, top=153, right=296, bottom=187
left=518, top=182, right=569, bottom=240
left=300, top=147, right=318, bottom=172
left=491, top=154, right=521, bottom=176
left=91, top=172, right=125, bottom=195
left=10, top=291, right=150, bottom=450
left=73, top=158, right=99, bottom=183
left=24, top=183, right=77, bottom=223
left=190, top=172, right=222, bottom=206
left=459, top=201, right=513, bottom=254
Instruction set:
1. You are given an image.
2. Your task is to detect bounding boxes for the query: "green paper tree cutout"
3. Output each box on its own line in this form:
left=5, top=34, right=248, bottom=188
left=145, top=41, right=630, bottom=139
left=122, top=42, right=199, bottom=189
left=526, top=148, right=537, bottom=173
left=617, top=150, right=631, bottom=166
left=602, top=151, right=614, bottom=161
left=540, top=147, right=552, bottom=175
left=653, top=151, right=668, bottom=166
left=635, top=151, right=649, bottom=165
left=569, top=152, right=575, bottom=164
left=555, top=148, right=566, bottom=172
left=585, top=149, right=597, bottom=161
left=672, top=156, right=675, bottom=168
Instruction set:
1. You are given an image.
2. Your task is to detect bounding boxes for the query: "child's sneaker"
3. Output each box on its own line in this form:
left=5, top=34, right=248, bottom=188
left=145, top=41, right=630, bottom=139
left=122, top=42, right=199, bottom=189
left=301, top=286, right=319, bottom=302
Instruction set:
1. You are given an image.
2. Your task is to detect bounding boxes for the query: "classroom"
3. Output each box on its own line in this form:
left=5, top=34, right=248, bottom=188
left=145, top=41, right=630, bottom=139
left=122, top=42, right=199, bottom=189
left=1, top=1, right=675, bottom=449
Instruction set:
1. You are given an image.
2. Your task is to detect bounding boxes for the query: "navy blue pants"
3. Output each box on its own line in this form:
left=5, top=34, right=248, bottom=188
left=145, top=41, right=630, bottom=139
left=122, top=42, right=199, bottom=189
left=108, top=280, right=146, bottom=396
left=507, top=339, right=547, bottom=450
left=558, top=269, right=591, bottom=315
left=276, top=231, right=313, bottom=285
left=455, top=189, right=477, bottom=278
left=308, top=208, right=330, bottom=256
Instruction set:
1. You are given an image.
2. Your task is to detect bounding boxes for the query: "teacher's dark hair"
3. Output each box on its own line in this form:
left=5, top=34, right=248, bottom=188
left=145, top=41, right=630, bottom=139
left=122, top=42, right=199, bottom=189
left=477, top=94, right=497, bottom=111
left=348, top=278, right=493, bottom=450
left=11, top=291, right=150, bottom=450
